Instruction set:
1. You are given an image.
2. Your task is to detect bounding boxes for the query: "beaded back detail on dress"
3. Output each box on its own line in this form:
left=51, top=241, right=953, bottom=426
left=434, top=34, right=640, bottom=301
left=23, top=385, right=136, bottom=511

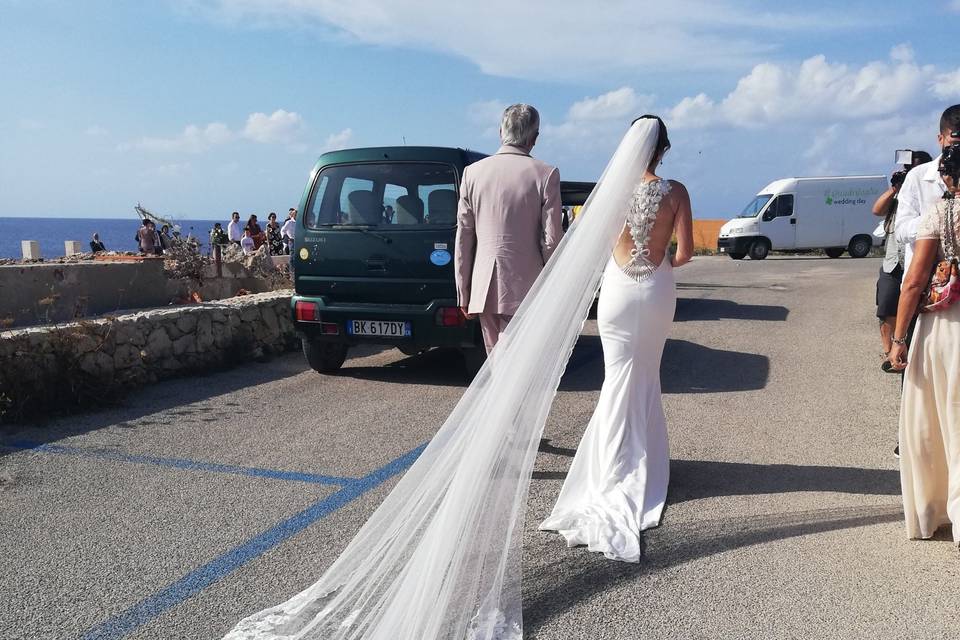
left=940, top=196, right=960, bottom=260
left=620, top=178, right=672, bottom=281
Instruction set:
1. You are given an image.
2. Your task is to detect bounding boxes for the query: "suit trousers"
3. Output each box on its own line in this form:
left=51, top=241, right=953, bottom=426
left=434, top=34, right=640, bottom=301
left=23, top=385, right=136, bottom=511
left=479, top=313, right=513, bottom=354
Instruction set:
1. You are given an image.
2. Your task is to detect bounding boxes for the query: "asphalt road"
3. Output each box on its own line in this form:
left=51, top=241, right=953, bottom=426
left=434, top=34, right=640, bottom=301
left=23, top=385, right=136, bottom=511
left=3, top=255, right=957, bottom=640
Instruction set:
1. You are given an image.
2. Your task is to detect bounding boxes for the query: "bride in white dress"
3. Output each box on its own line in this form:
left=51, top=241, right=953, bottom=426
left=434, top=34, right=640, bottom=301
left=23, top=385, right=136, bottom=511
left=222, top=117, right=683, bottom=639
left=540, top=115, right=693, bottom=562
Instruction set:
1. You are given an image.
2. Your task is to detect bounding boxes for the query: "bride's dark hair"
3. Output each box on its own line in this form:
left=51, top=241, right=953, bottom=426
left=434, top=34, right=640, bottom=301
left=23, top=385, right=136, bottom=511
left=631, top=114, right=670, bottom=169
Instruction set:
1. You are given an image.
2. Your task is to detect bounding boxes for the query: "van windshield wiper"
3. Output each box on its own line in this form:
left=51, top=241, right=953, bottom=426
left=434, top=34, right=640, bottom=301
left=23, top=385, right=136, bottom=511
left=319, top=223, right=392, bottom=244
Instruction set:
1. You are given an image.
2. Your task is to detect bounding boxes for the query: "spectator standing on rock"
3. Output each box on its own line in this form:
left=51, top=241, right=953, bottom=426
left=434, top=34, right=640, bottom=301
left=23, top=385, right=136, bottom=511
left=138, top=219, right=157, bottom=255
left=227, top=211, right=243, bottom=247
left=246, top=214, right=265, bottom=250
left=241, top=228, right=256, bottom=256
left=90, top=233, right=106, bottom=253
left=266, top=212, right=284, bottom=255
left=209, top=223, right=228, bottom=254
left=281, top=208, right=297, bottom=254
left=159, top=224, right=173, bottom=254
left=151, top=221, right=163, bottom=256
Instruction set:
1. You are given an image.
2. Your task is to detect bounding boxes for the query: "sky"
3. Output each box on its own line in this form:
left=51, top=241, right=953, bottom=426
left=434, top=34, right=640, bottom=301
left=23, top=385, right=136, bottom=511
left=0, top=0, right=958, bottom=221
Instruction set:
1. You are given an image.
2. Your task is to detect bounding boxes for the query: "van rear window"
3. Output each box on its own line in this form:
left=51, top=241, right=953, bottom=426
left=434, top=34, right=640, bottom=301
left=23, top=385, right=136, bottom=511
left=305, top=163, right=459, bottom=228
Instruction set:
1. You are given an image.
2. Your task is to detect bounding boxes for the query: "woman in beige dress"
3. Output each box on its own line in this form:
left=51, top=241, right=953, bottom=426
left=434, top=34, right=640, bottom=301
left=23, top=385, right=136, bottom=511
left=889, top=145, right=960, bottom=544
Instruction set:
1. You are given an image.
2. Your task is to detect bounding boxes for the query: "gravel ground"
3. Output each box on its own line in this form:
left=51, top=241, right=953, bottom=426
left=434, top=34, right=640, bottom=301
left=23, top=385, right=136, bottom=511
left=2, top=255, right=956, bottom=640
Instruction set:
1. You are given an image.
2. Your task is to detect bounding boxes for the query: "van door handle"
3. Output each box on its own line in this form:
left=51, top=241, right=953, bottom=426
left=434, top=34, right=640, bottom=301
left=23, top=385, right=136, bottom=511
left=790, top=218, right=796, bottom=224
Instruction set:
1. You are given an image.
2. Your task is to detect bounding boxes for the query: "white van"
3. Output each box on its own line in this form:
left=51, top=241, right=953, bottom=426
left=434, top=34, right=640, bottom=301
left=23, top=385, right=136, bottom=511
left=717, top=176, right=886, bottom=260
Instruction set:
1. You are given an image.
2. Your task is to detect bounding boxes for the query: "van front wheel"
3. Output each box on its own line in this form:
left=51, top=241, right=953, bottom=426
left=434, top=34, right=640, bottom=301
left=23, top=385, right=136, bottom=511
left=848, top=235, right=872, bottom=259
left=748, top=239, right=770, bottom=260
left=302, top=338, right=348, bottom=373
left=824, top=247, right=845, bottom=259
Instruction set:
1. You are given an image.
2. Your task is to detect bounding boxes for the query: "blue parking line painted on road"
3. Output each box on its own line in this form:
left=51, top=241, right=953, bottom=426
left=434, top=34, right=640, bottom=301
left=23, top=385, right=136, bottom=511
left=78, top=442, right=427, bottom=640
left=1, top=440, right=354, bottom=486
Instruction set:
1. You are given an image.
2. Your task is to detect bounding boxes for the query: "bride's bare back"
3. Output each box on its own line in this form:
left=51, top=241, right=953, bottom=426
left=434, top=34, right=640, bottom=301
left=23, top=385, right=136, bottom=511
left=612, top=172, right=694, bottom=270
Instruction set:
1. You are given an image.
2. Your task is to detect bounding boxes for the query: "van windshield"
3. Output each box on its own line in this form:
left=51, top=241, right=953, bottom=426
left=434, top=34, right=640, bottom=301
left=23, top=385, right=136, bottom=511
left=737, top=194, right=772, bottom=218
left=305, top=163, right=459, bottom=228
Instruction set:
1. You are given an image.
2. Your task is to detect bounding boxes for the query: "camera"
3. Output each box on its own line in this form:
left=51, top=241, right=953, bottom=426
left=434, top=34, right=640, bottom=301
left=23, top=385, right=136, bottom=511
left=940, top=142, right=960, bottom=185
left=891, top=149, right=933, bottom=189
left=891, top=170, right=908, bottom=188
left=893, top=149, right=919, bottom=188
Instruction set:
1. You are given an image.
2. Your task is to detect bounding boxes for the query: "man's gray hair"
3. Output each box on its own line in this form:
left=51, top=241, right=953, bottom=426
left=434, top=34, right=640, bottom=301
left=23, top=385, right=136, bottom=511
left=500, top=104, right=540, bottom=148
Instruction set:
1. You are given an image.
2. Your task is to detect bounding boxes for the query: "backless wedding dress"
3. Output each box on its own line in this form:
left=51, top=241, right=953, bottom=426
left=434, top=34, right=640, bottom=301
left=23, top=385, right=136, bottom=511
left=539, top=178, right=676, bottom=563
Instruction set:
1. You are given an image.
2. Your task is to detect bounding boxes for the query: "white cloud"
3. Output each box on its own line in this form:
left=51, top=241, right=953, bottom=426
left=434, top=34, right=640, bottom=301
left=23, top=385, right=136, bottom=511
left=664, top=50, right=939, bottom=130
left=467, top=99, right=506, bottom=124
left=467, top=98, right=505, bottom=125
left=122, top=110, right=313, bottom=153
left=85, top=125, right=109, bottom=137
left=932, top=69, right=960, bottom=99
left=669, top=93, right=717, bottom=128
left=242, top=109, right=303, bottom=144
left=542, top=88, right=654, bottom=146
left=889, top=43, right=914, bottom=64
left=190, top=0, right=872, bottom=80
left=567, top=87, right=650, bottom=122
left=798, top=110, right=941, bottom=177
left=539, top=51, right=952, bottom=193
left=467, top=99, right=507, bottom=138
left=128, top=122, right=234, bottom=153
left=321, top=128, right=353, bottom=152
left=802, top=124, right=841, bottom=173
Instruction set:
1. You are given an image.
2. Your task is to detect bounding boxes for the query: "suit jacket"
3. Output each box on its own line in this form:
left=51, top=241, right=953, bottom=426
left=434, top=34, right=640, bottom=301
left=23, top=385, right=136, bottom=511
left=455, top=145, right=563, bottom=315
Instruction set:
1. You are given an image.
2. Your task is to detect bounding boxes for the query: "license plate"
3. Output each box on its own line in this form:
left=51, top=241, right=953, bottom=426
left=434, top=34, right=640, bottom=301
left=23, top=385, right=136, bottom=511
left=719, top=247, right=726, bottom=252
left=346, top=320, right=412, bottom=337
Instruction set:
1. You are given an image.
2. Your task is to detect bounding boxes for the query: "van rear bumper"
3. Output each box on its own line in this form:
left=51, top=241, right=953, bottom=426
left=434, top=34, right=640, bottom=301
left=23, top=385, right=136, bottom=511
left=717, top=236, right=756, bottom=254
left=291, top=295, right=479, bottom=349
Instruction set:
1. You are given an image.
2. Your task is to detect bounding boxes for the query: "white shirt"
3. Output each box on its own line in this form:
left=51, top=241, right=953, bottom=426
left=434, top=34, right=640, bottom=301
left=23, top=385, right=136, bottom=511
left=895, top=155, right=946, bottom=273
left=240, top=235, right=255, bottom=255
left=281, top=217, right=296, bottom=239
left=227, top=219, right=243, bottom=241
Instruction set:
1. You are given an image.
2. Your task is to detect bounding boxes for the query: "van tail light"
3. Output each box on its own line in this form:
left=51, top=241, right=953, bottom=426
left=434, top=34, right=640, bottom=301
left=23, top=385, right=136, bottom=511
left=295, top=300, right=321, bottom=322
left=435, top=306, right=466, bottom=327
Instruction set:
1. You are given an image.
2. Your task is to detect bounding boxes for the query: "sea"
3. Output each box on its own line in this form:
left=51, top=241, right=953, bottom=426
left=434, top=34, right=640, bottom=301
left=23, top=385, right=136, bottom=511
left=0, top=217, right=226, bottom=259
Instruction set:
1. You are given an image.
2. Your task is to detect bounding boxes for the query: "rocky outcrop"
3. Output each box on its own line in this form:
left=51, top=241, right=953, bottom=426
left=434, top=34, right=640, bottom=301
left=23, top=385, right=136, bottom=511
left=0, top=291, right=296, bottom=423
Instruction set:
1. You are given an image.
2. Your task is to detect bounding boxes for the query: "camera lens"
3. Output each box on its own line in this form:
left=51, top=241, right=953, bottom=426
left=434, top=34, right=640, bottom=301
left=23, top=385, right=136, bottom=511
left=940, top=143, right=960, bottom=183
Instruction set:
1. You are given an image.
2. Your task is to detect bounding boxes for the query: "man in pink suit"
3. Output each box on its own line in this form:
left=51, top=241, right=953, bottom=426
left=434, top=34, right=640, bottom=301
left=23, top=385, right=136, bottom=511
left=455, top=103, right=564, bottom=353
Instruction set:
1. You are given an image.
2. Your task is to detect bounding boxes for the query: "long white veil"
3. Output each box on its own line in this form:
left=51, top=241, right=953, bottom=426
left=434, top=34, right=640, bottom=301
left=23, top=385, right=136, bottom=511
left=223, top=119, right=660, bottom=640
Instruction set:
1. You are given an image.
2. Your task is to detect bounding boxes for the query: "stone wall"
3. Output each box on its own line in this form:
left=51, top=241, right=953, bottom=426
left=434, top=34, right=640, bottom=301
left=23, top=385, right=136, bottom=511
left=0, top=291, right=296, bottom=423
left=0, top=259, right=274, bottom=329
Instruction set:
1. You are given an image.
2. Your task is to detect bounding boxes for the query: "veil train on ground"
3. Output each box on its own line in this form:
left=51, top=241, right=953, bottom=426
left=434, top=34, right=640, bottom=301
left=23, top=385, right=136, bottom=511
left=222, top=119, right=660, bottom=640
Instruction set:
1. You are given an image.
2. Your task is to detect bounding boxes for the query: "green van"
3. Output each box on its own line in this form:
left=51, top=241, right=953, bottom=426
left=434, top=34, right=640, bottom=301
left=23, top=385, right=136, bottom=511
left=290, top=146, right=592, bottom=374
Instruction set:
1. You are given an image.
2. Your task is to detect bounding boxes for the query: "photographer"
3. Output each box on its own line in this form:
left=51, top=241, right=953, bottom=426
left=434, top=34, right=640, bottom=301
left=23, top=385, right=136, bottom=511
left=895, top=105, right=960, bottom=273
left=874, top=151, right=932, bottom=373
